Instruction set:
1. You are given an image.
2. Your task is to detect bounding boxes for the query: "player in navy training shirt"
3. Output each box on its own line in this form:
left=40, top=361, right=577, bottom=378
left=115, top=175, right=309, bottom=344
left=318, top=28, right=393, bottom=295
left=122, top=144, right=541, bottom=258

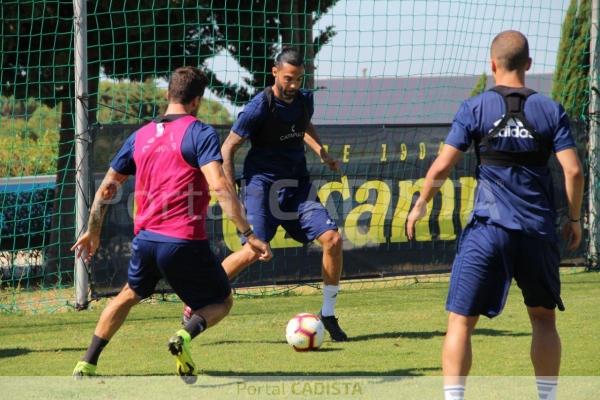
left=407, top=31, right=583, bottom=400
left=182, top=48, right=348, bottom=341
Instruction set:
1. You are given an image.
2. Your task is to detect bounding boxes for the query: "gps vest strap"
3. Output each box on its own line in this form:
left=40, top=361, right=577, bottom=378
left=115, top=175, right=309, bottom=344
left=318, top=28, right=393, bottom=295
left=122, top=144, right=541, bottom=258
left=474, top=86, right=552, bottom=167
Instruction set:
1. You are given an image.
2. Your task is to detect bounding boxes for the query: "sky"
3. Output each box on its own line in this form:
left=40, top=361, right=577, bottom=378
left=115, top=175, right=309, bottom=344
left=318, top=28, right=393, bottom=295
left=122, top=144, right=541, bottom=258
left=198, top=0, right=571, bottom=113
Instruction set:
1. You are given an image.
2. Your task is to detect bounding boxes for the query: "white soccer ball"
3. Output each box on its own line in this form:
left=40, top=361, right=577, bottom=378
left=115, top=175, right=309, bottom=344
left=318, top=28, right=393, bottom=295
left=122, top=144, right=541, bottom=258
left=285, top=313, right=325, bottom=351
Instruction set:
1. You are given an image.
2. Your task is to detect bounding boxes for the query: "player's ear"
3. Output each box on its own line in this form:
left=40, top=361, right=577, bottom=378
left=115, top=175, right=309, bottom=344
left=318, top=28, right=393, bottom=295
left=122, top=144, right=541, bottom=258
left=272, top=66, right=278, bottom=77
left=490, top=59, right=497, bottom=74
left=525, top=57, right=532, bottom=71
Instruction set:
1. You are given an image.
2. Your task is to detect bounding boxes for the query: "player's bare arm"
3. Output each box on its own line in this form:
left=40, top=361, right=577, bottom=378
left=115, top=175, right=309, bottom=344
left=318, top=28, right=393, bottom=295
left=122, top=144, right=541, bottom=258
left=201, top=160, right=272, bottom=261
left=71, top=168, right=128, bottom=261
left=407, top=144, right=463, bottom=240
left=304, top=122, right=340, bottom=172
left=555, top=148, right=584, bottom=251
left=221, top=131, right=246, bottom=188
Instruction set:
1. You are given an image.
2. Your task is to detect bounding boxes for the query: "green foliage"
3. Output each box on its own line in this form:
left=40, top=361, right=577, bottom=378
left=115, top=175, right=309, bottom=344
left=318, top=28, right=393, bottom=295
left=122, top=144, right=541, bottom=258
left=552, top=0, right=591, bottom=121
left=470, top=73, right=488, bottom=97
left=0, top=97, right=39, bottom=118
left=0, top=128, right=58, bottom=177
left=0, top=102, right=59, bottom=176
left=97, top=80, right=233, bottom=125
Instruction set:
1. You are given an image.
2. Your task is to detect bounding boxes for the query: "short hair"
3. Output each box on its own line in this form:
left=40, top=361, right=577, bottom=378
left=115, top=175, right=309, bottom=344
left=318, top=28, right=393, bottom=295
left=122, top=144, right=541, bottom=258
left=167, top=66, right=208, bottom=104
left=490, top=30, right=530, bottom=71
left=275, top=47, right=304, bottom=67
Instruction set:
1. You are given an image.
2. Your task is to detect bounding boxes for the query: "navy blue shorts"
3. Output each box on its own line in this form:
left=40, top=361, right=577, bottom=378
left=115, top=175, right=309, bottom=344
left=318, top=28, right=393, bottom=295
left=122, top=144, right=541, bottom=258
left=446, top=218, right=563, bottom=318
left=128, top=237, right=231, bottom=310
left=243, top=177, right=338, bottom=243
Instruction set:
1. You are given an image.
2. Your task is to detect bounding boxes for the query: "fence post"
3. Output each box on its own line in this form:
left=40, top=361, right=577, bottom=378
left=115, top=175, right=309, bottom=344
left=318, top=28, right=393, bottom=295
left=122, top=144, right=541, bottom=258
left=73, top=0, right=91, bottom=309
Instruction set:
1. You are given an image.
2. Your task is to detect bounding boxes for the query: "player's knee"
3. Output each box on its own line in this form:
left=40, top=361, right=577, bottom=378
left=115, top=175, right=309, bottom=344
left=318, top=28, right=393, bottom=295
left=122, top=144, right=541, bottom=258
left=528, top=307, right=556, bottom=329
left=116, top=284, right=141, bottom=307
left=320, top=230, right=343, bottom=253
left=447, top=312, right=479, bottom=334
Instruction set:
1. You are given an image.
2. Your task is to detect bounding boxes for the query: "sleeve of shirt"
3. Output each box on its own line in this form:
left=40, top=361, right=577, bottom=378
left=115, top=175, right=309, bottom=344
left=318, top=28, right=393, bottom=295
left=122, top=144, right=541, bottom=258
left=109, top=132, right=136, bottom=175
left=444, top=101, right=473, bottom=152
left=552, top=104, right=577, bottom=153
left=231, top=96, right=268, bottom=139
left=181, top=122, right=223, bottom=168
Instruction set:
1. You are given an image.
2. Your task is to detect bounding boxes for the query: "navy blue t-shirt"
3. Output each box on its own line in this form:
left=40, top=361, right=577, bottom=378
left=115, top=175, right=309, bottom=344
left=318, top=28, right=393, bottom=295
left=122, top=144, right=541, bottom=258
left=110, top=114, right=222, bottom=243
left=445, top=89, right=576, bottom=241
left=232, top=89, right=314, bottom=181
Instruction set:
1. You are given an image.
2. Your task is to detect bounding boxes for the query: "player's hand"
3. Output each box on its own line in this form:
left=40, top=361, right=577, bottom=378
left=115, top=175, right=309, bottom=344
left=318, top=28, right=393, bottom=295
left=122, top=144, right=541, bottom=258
left=71, top=231, right=100, bottom=262
left=247, top=235, right=273, bottom=261
left=406, top=199, right=428, bottom=240
left=321, top=151, right=340, bottom=172
left=562, top=220, right=582, bottom=251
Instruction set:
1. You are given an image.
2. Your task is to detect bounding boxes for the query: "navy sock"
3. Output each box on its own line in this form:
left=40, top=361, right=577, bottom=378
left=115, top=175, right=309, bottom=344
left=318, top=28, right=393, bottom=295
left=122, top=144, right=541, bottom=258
left=184, top=314, right=207, bottom=339
left=82, top=335, right=109, bottom=365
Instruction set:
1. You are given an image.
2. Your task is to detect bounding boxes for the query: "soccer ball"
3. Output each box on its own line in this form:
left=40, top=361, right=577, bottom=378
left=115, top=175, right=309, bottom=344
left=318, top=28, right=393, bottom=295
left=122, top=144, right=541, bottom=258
left=285, top=313, right=325, bottom=351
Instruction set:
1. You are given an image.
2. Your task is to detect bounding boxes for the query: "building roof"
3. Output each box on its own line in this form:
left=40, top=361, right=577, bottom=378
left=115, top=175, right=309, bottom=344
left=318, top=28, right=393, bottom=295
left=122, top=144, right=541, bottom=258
left=312, top=73, right=554, bottom=125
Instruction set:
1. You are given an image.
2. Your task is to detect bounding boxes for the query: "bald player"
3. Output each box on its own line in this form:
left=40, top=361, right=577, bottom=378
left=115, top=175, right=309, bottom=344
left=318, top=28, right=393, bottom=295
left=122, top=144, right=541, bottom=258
left=407, top=31, right=584, bottom=400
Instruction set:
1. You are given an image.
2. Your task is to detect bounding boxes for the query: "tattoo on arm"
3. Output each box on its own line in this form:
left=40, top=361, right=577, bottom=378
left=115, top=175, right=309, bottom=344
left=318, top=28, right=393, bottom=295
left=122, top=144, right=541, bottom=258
left=88, top=200, right=109, bottom=236
left=87, top=177, right=120, bottom=235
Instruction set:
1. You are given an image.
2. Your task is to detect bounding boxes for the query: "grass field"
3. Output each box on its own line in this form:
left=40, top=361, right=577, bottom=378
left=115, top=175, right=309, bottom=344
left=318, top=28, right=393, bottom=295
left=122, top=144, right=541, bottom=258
left=1, top=271, right=599, bottom=379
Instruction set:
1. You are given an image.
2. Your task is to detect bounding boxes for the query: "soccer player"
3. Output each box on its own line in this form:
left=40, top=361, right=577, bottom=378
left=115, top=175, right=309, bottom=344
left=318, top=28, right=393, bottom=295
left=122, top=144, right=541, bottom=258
left=71, top=67, right=272, bottom=377
left=406, top=31, right=583, bottom=400
left=184, top=47, right=347, bottom=341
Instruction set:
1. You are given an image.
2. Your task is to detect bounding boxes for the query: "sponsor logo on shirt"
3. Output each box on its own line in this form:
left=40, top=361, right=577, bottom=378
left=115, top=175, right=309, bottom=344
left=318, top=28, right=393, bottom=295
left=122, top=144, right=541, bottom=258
left=489, top=117, right=534, bottom=139
left=279, top=129, right=305, bottom=141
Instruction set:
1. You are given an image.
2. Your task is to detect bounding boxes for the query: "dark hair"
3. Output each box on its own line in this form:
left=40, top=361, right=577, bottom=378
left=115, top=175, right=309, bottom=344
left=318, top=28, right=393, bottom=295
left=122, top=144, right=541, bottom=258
left=168, top=66, right=208, bottom=104
left=490, top=30, right=530, bottom=71
left=275, top=47, right=304, bottom=67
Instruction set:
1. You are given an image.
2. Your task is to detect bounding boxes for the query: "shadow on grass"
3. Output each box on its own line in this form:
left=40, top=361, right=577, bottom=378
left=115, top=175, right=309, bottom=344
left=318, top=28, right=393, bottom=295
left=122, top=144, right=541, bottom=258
left=3, top=314, right=177, bottom=331
left=205, top=328, right=528, bottom=346
left=205, top=339, right=288, bottom=345
left=202, top=367, right=440, bottom=378
left=0, top=347, right=86, bottom=359
left=350, top=331, right=446, bottom=341
left=473, top=328, right=529, bottom=337
left=350, top=328, right=528, bottom=342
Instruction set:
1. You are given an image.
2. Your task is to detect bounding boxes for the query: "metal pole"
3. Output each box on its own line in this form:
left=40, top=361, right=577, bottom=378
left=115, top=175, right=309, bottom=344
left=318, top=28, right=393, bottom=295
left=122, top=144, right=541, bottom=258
left=73, top=0, right=90, bottom=309
left=589, top=0, right=600, bottom=268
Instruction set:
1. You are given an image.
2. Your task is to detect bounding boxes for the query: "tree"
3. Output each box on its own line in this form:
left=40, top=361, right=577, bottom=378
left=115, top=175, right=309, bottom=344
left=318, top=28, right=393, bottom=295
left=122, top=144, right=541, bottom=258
left=552, top=0, right=591, bottom=121
left=205, top=0, right=339, bottom=105
left=470, top=73, right=488, bottom=97
left=96, top=80, right=232, bottom=125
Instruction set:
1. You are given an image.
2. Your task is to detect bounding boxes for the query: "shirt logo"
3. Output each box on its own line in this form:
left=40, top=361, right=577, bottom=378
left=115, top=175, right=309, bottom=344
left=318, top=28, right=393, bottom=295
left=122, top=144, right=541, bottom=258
left=489, top=117, right=534, bottom=139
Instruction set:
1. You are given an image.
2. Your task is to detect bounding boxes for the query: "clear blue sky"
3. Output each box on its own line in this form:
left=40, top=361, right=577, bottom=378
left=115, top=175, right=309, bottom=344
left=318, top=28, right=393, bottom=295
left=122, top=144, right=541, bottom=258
left=313, top=0, right=569, bottom=77
left=201, top=0, right=570, bottom=112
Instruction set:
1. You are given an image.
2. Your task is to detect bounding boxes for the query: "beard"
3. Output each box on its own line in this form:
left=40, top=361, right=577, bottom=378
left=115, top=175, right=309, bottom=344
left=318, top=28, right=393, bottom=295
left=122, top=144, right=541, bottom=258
left=276, top=83, right=297, bottom=100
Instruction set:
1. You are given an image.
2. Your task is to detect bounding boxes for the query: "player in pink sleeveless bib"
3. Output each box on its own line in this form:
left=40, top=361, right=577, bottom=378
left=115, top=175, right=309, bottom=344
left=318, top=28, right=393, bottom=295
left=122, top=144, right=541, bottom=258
left=72, top=67, right=272, bottom=379
left=133, top=114, right=210, bottom=240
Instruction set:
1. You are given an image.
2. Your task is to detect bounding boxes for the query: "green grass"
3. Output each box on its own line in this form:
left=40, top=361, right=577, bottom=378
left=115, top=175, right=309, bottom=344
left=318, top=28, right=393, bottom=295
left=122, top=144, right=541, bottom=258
left=0, top=272, right=599, bottom=378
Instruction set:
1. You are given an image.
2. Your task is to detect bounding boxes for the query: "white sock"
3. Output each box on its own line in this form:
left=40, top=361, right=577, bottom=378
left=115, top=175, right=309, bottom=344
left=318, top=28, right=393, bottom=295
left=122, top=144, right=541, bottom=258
left=536, top=379, right=557, bottom=400
left=321, top=285, right=339, bottom=317
left=444, top=385, right=465, bottom=400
